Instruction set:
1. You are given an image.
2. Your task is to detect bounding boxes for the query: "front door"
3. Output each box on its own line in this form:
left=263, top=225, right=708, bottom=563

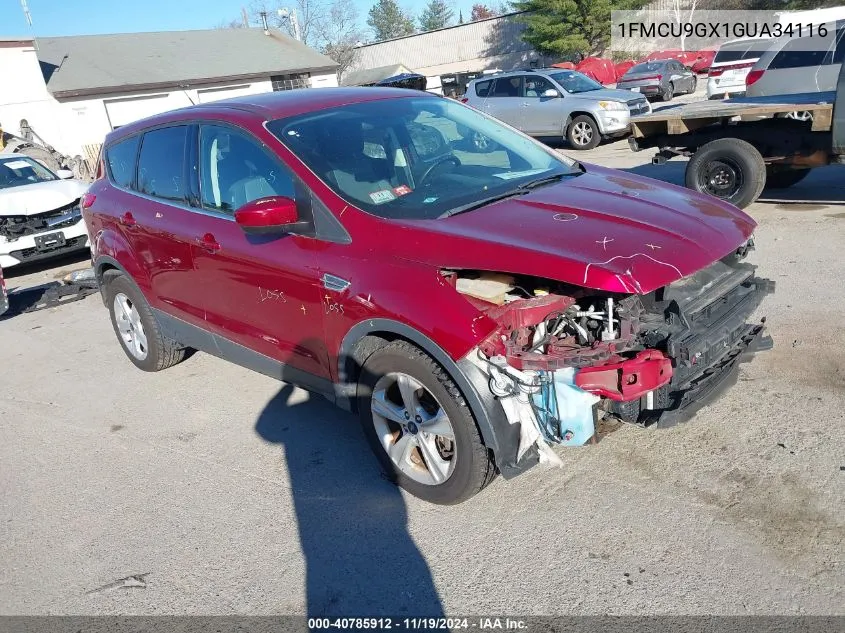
left=190, top=123, right=330, bottom=381
left=521, top=75, right=564, bottom=136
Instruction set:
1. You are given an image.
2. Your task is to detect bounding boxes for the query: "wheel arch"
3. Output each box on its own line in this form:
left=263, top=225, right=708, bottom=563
left=564, top=110, right=598, bottom=134
left=337, top=318, right=524, bottom=476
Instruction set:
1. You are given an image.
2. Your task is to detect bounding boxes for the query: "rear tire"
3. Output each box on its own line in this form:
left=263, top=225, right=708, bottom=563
left=105, top=274, right=186, bottom=372
left=765, top=167, right=811, bottom=189
left=357, top=340, right=496, bottom=505
left=685, top=138, right=766, bottom=208
left=566, top=115, right=600, bottom=150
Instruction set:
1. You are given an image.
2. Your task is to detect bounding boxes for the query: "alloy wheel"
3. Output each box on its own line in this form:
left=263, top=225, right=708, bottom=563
left=113, top=292, right=148, bottom=361
left=370, top=372, right=456, bottom=486
left=571, top=122, right=593, bottom=147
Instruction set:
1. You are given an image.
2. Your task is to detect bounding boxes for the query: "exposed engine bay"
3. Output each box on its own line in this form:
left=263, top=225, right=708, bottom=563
left=0, top=200, right=82, bottom=240
left=445, top=239, right=773, bottom=465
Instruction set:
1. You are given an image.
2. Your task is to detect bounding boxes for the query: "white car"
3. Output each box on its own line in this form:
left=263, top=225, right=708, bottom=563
left=0, top=155, right=90, bottom=268
left=706, top=37, right=772, bottom=100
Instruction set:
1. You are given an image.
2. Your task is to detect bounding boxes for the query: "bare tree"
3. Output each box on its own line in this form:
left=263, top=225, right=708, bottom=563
left=670, top=0, right=698, bottom=51
left=315, top=0, right=366, bottom=80
left=249, top=0, right=327, bottom=45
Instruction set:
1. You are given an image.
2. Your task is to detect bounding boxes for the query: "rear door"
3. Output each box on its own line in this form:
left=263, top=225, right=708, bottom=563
left=189, top=122, right=330, bottom=380
left=521, top=75, right=564, bottom=136
left=484, top=76, right=525, bottom=128
left=104, top=125, right=204, bottom=325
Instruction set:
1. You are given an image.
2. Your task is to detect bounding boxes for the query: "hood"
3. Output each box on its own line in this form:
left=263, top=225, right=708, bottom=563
left=572, top=88, right=642, bottom=102
left=0, top=180, right=89, bottom=216
left=402, top=164, right=756, bottom=294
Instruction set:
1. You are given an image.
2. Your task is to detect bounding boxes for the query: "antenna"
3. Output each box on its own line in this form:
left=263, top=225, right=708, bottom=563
left=20, top=0, right=33, bottom=26
left=241, top=6, right=249, bottom=27
left=260, top=10, right=269, bottom=34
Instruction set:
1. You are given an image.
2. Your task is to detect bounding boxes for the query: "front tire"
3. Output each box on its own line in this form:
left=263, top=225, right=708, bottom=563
left=357, top=341, right=496, bottom=505
left=105, top=274, right=186, bottom=372
left=567, top=115, right=600, bottom=150
left=661, top=83, right=674, bottom=101
left=685, top=138, right=766, bottom=208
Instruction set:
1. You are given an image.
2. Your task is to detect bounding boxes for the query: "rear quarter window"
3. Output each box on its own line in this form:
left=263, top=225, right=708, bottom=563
left=769, top=36, right=830, bottom=69
left=105, top=136, right=140, bottom=189
left=474, top=79, right=492, bottom=97
left=137, top=126, right=188, bottom=202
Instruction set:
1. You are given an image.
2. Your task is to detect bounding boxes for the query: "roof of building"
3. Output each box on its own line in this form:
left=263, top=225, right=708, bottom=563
left=106, top=87, right=433, bottom=141
left=353, top=12, right=525, bottom=48
left=36, top=28, right=338, bottom=98
left=341, top=63, right=416, bottom=86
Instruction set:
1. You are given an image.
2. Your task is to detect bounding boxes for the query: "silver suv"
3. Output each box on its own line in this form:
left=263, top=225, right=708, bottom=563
left=463, top=69, right=650, bottom=150
left=746, top=21, right=844, bottom=97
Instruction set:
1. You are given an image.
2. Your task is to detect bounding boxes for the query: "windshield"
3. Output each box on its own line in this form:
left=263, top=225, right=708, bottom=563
left=0, top=157, right=58, bottom=190
left=268, top=96, right=579, bottom=220
left=548, top=71, right=603, bottom=93
left=628, top=62, right=666, bottom=74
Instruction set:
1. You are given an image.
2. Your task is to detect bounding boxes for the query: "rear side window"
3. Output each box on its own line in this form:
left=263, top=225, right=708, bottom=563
left=137, top=126, right=188, bottom=202
left=474, top=79, right=492, bottom=97
left=105, top=136, right=139, bottom=189
left=491, top=76, right=522, bottom=97
left=769, top=37, right=829, bottom=69
left=833, top=26, right=845, bottom=63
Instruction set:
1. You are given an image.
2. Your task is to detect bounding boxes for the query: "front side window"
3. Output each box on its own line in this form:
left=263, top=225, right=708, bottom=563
left=524, top=76, right=557, bottom=97
left=0, top=156, right=58, bottom=190
left=105, top=136, right=139, bottom=189
left=199, top=125, right=295, bottom=214
left=549, top=71, right=602, bottom=93
left=268, top=96, right=580, bottom=221
left=137, top=126, right=188, bottom=202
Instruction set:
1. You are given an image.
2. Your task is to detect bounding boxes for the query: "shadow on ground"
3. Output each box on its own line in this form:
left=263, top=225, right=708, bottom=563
left=254, top=384, right=445, bottom=618
left=624, top=162, right=845, bottom=206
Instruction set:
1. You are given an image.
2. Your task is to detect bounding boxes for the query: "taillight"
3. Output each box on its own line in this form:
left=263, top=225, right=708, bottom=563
left=81, top=193, right=96, bottom=209
left=746, top=69, right=764, bottom=86
left=709, top=61, right=755, bottom=78
left=460, top=97, right=469, bottom=103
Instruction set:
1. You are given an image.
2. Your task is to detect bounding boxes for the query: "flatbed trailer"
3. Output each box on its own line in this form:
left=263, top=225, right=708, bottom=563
left=627, top=62, right=845, bottom=208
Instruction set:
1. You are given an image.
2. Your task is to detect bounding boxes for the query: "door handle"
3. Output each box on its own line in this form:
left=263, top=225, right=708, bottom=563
left=119, top=212, right=136, bottom=227
left=196, top=233, right=221, bottom=253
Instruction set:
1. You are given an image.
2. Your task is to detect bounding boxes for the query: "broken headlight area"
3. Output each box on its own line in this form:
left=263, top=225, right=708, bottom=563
left=447, top=257, right=773, bottom=464
left=0, top=200, right=82, bottom=241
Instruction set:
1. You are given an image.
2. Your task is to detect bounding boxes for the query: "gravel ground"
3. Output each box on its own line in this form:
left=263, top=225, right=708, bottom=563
left=1, top=122, right=843, bottom=616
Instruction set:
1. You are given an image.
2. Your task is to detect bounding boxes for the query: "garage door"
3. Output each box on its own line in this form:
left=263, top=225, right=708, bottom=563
left=196, top=84, right=259, bottom=103
left=104, top=94, right=184, bottom=129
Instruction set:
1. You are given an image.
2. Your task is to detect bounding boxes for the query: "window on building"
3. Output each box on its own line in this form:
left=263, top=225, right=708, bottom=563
left=271, top=73, right=311, bottom=91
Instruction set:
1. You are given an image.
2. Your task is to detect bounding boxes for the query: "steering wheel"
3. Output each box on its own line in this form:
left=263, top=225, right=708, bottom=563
left=418, top=156, right=461, bottom=186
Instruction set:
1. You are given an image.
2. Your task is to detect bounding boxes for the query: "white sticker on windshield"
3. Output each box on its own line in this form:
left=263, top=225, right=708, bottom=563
left=369, top=189, right=396, bottom=204
left=2, top=160, right=33, bottom=170
left=492, top=168, right=549, bottom=180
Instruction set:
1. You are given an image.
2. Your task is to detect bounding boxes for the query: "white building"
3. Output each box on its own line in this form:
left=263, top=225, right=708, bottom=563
left=0, top=28, right=339, bottom=163
left=349, top=13, right=551, bottom=96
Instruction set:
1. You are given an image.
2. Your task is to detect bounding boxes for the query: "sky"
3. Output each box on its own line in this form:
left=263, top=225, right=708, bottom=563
left=0, top=0, right=481, bottom=39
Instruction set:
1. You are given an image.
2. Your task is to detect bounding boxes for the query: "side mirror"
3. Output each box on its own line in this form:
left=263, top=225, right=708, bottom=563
left=56, top=169, right=74, bottom=179
left=234, top=196, right=304, bottom=235
left=541, top=88, right=560, bottom=98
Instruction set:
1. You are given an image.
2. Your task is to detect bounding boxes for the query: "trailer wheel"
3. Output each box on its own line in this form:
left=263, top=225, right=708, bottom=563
left=685, top=138, right=766, bottom=208
left=765, top=167, right=811, bottom=189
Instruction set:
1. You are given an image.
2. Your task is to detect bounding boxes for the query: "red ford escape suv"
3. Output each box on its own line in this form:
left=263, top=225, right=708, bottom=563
left=83, top=88, right=772, bottom=504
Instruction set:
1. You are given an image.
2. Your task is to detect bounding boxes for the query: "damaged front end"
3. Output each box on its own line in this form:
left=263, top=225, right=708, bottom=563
left=446, top=244, right=774, bottom=476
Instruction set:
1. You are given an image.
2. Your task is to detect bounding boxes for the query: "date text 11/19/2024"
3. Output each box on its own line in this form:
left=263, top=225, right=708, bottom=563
left=308, top=617, right=528, bottom=630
